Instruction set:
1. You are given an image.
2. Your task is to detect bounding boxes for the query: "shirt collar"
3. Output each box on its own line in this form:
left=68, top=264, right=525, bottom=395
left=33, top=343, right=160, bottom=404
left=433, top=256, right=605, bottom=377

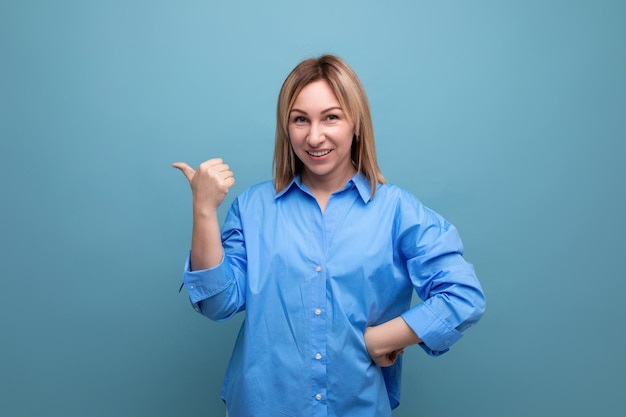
left=275, top=172, right=373, bottom=204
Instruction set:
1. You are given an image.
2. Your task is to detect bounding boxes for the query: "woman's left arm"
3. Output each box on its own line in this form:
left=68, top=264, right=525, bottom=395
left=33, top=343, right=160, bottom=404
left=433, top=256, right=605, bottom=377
left=364, top=317, right=422, bottom=367
left=365, top=195, right=486, bottom=366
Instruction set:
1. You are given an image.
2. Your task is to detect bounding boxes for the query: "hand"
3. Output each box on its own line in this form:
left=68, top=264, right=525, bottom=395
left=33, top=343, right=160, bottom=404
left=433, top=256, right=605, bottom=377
left=370, top=348, right=405, bottom=368
left=364, top=326, right=405, bottom=367
left=172, top=158, right=235, bottom=211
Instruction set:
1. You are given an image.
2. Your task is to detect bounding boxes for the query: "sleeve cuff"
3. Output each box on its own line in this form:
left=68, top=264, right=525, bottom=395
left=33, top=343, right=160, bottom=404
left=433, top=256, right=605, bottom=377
left=181, top=252, right=235, bottom=304
left=401, top=303, right=463, bottom=356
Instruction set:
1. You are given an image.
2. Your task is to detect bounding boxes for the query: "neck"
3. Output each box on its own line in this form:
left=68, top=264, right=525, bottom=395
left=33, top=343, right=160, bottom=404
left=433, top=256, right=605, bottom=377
left=301, top=167, right=357, bottom=197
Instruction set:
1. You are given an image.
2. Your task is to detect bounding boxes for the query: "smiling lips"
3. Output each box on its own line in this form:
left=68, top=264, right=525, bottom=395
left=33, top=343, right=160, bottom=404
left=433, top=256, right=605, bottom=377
left=308, top=150, right=332, bottom=157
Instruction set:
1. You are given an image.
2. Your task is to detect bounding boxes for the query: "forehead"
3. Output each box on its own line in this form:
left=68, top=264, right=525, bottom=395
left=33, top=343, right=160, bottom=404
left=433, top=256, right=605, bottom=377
left=292, top=80, right=341, bottom=108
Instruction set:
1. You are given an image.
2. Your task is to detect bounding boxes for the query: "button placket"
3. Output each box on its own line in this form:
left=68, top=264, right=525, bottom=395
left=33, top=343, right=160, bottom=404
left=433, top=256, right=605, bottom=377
left=311, top=260, right=327, bottom=411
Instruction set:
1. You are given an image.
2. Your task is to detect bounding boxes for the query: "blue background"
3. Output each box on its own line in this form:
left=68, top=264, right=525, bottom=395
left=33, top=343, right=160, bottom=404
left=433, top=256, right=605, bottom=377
left=1, top=1, right=625, bottom=416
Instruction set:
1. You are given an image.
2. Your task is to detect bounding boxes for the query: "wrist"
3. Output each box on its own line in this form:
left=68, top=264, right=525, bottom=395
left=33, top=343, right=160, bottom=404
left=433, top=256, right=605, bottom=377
left=364, top=317, right=422, bottom=356
left=193, top=204, right=219, bottom=219
left=364, top=326, right=385, bottom=357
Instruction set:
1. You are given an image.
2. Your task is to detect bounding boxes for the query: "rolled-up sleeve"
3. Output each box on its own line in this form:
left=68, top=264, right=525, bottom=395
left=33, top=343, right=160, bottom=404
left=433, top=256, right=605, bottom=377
left=399, top=199, right=486, bottom=356
left=180, top=199, right=248, bottom=321
left=182, top=253, right=233, bottom=303
left=181, top=254, right=244, bottom=321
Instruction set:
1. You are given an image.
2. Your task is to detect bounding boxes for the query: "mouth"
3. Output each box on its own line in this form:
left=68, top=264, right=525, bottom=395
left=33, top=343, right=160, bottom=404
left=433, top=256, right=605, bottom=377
left=307, top=150, right=331, bottom=157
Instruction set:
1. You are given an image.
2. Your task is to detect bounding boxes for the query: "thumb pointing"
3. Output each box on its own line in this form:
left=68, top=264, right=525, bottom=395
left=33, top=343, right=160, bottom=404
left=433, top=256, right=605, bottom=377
left=171, top=162, right=195, bottom=182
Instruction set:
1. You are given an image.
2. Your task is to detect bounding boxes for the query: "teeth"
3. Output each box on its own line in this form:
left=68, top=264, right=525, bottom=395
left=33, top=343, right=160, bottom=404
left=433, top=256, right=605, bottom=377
left=309, top=150, right=331, bottom=157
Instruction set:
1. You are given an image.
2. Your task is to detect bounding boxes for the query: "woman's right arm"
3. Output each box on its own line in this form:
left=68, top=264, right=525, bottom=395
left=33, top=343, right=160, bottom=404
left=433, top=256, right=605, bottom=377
left=172, top=158, right=235, bottom=270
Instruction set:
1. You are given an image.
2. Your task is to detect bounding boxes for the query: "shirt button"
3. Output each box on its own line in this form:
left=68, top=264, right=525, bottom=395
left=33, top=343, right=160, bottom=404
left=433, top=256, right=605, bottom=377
left=315, top=353, right=322, bottom=360
left=315, top=309, right=322, bottom=315
left=315, top=265, right=322, bottom=272
left=315, top=393, right=322, bottom=401
left=189, top=285, right=194, bottom=289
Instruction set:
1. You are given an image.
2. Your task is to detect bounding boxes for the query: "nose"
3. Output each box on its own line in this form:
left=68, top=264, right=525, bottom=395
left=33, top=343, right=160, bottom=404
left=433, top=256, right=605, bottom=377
left=306, top=122, right=325, bottom=147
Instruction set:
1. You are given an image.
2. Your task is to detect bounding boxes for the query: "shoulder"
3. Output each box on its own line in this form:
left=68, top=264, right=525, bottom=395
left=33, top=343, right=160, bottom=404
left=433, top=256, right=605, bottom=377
left=241, top=179, right=276, bottom=195
left=375, top=182, right=423, bottom=209
left=233, top=180, right=276, bottom=209
left=223, top=180, right=276, bottom=225
left=376, top=182, right=448, bottom=228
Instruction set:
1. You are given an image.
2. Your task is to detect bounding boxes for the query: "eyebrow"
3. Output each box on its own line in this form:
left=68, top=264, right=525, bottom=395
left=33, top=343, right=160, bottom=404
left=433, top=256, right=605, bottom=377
left=290, top=106, right=343, bottom=115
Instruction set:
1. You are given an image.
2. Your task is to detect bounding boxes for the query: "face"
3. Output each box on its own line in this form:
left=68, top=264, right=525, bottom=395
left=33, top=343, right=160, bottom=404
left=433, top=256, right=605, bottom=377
left=288, top=80, right=356, bottom=189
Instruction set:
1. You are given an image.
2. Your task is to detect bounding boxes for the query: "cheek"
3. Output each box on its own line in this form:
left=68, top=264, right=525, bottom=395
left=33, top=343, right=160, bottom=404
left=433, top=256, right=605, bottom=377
left=288, top=128, right=305, bottom=145
left=341, top=127, right=356, bottom=146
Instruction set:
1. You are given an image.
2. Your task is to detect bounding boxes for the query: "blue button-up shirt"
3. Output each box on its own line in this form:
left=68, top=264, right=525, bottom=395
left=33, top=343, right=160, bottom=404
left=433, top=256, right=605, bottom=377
left=182, top=173, right=485, bottom=417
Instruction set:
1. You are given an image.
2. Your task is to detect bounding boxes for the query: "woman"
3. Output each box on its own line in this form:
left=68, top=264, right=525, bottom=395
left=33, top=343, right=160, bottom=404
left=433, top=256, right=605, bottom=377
left=173, top=54, right=485, bottom=417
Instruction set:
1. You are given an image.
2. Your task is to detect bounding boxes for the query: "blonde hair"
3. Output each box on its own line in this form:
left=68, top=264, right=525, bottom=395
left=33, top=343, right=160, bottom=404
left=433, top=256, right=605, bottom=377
left=272, top=54, right=386, bottom=198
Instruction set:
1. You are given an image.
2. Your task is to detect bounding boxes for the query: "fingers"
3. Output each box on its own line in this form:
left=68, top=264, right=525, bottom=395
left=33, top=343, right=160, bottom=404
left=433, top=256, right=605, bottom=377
left=371, top=347, right=406, bottom=368
left=173, top=158, right=235, bottom=207
left=172, top=159, right=234, bottom=182
left=199, top=159, right=235, bottom=185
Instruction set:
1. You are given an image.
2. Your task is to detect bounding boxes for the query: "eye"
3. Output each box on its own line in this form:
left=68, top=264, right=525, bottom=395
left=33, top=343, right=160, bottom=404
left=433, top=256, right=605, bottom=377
left=293, top=116, right=307, bottom=124
left=326, top=114, right=339, bottom=121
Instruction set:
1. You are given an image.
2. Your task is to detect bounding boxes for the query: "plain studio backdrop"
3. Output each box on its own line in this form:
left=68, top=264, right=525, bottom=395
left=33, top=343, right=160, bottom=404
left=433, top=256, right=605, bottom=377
left=1, top=1, right=624, bottom=416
